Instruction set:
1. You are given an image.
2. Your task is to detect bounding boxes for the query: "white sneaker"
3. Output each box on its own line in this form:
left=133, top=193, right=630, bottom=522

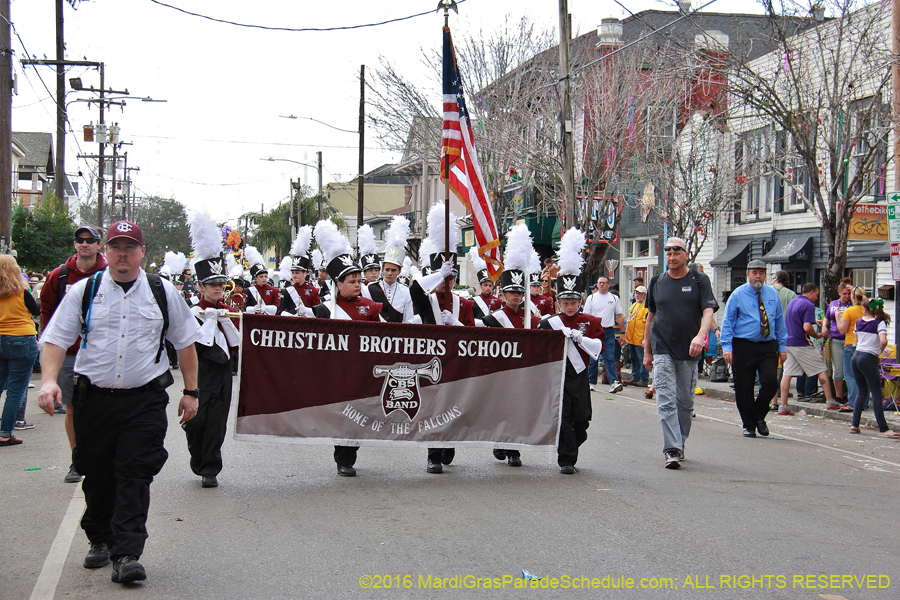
left=609, top=381, right=624, bottom=393
left=589, top=385, right=595, bottom=391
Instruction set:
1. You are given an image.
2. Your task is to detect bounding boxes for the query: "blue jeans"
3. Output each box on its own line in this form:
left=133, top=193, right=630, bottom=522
left=850, top=351, right=890, bottom=431
left=629, top=344, right=648, bottom=383
left=844, top=344, right=870, bottom=409
left=588, top=329, right=619, bottom=385
left=0, top=335, right=38, bottom=437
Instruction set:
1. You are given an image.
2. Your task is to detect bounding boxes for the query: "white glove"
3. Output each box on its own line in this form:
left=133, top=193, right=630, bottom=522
left=297, top=306, right=314, bottom=318
left=216, top=309, right=230, bottom=318
left=279, top=311, right=298, bottom=317
left=570, top=330, right=583, bottom=345
left=441, top=310, right=457, bottom=326
left=245, top=305, right=258, bottom=314
left=439, top=260, right=453, bottom=279
left=203, top=310, right=219, bottom=323
left=262, top=305, right=277, bottom=316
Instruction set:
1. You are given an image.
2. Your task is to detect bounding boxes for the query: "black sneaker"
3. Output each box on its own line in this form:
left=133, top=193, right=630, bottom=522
left=64, top=464, right=83, bottom=484
left=507, top=455, right=522, bottom=467
left=111, top=556, right=146, bottom=583
left=559, top=465, right=578, bottom=475
left=83, top=542, right=109, bottom=569
left=426, top=459, right=443, bottom=474
left=492, top=449, right=507, bottom=461
left=664, top=450, right=681, bottom=469
left=201, top=475, right=218, bottom=488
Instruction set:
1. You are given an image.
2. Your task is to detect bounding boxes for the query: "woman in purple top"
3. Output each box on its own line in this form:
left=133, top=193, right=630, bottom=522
left=849, top=298, right=900, bottom=437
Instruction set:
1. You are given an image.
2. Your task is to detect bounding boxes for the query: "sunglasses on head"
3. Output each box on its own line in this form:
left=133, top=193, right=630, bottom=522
left=75, top=236, right=98, bottom=244
left=664, top=246, right=685, bottom=253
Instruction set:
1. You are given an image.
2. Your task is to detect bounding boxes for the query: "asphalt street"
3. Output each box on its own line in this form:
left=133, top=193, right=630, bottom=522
left=3, top=369, right=899, bottom=600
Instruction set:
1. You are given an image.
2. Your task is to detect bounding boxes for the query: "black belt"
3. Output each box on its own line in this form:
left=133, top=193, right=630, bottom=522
left=74, top=370, right=175, bottom=396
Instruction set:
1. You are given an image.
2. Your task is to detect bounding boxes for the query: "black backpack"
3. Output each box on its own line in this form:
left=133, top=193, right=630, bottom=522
left=709, top=356, right=730, bottom=382
left=81, top=271, right=170, bottom=363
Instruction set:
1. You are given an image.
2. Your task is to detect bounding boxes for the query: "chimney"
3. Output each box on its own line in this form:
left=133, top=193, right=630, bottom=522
left=597, top=18, right=623, bottom=55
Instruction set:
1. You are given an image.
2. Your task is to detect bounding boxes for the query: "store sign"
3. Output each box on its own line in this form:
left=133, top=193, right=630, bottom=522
left=848, top=203, right=888, bottom=242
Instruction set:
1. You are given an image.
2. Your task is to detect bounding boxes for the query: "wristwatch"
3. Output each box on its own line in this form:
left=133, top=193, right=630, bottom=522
left=182, top=388, right=200, bottom=398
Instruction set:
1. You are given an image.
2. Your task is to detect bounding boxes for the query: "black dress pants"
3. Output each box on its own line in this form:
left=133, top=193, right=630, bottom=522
left=72, top=379, right=169, bottom=560
left=731, top=338, right=779, bottom=429
left=183, top=357, right=232, bottom=476
left=558, top=362, right=592, bottom=466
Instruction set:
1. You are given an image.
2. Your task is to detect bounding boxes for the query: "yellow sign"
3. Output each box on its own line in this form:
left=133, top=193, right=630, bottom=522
left=848, top=203, right=888, bottom=241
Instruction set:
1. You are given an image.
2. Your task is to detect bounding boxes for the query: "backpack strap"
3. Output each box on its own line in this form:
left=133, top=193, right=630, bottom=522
left=80, top=271, right=104, bottom=348
left=146, top=273, right=169, bottom=364
left=57, top=264, right=69, bottom=304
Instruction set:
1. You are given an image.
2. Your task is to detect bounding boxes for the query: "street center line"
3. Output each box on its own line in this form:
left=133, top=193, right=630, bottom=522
left=626, top=395, right=900, bottom=469
left=30, top=483, right=84, bottom=600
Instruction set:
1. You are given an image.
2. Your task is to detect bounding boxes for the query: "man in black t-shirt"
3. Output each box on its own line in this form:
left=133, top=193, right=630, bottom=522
left=643, top=237, right=718, bottom=469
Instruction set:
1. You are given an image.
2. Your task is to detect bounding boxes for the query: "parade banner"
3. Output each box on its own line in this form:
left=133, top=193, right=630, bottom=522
left=234, top=314, right=566, bottom=450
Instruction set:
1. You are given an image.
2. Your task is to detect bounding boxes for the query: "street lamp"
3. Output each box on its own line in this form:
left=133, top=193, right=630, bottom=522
left=260, top=156, right=325, bottom=221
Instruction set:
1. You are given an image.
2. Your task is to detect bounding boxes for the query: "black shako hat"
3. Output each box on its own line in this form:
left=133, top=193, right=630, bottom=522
left=249, top=264, right=268, bottom=278
left=555, top=274, right=584, bottom=299
left=498, top=269, right=526, bottom=293
left=360, top=253, right=380, bottom=271
left=326, top=253, right=361, bottom=281
left=426, top=251, right=459, bottom=277
left=290, top=255, right=312, bottom=272
left=194, top=255, right=229, bottom=285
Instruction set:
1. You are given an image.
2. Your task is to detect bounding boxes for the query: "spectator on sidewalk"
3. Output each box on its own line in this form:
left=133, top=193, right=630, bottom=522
left=838, top=287, right=870, bottom=410
left=624, top=286, right=649, bottom=386
left=583, top=276, right=625, bottom=393
left=848, top=298, right=900, bottom=438
left=643, top=237, right=718, bottom=469
left=822, top=280, right=853, bottom=402
left=780, top=283, right=845, bottom=411
left=720, top=260, right=788, bottom=437
left=0, top=255, right=39, bottom=446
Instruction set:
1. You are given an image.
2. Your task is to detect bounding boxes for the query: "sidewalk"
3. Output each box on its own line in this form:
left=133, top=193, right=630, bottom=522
left=691, top=373, right=900, bottom=433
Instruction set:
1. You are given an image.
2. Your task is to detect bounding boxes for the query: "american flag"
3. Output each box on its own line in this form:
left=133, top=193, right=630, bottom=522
left=441, top=26, right=503, bottom=280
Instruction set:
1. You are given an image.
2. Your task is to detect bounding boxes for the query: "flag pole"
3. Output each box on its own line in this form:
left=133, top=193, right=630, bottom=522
left=442, top=1, right=455, bottom=310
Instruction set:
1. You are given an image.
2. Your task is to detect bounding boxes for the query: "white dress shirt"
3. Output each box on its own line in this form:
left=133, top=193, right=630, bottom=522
left=362, top=280, right=415, bottom=322
left=41, top=269, right=201, bottom=389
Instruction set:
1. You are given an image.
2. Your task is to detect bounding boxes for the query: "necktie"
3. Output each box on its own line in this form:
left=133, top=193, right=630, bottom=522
left=757, top=289, right=770, bottom=338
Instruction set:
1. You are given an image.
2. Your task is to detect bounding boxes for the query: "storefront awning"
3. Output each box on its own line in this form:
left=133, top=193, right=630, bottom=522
left=871, top=242, right=892, bottom=260
left=761, top=236, right=812, bottom=263
left=709, top=241, right=750, bottom=267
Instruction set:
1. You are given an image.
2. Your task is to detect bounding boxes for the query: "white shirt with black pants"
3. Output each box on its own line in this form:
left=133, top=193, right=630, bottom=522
left=41, top=269, right=201, bottom=562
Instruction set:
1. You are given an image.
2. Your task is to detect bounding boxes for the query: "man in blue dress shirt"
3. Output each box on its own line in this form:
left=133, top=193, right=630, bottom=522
left=720, top=260, right=787, bottom=438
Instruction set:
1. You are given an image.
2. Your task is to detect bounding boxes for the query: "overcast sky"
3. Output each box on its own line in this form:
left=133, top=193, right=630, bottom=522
left=10, top=0, right=764, bottom=227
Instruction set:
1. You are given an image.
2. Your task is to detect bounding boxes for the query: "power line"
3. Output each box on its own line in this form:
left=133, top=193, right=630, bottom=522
left=128, top=132, right=393, bottom=151
left=147, top=0, right=467, bottom=33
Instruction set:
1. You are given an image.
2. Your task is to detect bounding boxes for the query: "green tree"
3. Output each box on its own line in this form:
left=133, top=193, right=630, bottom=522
left=246, top=186, right=346, bottom=260
left=12, top=194, right=76, bottom=272
left=131, top=196, right=192, bottom=268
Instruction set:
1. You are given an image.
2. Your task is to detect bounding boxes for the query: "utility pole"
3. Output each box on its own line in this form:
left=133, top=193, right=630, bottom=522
left=109, top=140, right=118, bottom=217
left=0, top=0, right=11, bottom=250
left=317, top=151, right=323, bottom=221
left=55, top=0, right=66, bottom=209
left=558, top=0, right=576, bottom=230
left=893, top=0, right=899, bottom=345
left=289, top=178, right=296, bottom=239
left=357, top=65, right=365, bottom=236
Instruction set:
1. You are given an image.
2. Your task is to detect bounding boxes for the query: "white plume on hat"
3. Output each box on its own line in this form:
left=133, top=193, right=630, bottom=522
left=557, top=228, right=587, bottom=276
left=225, top=253, right=242, bottom=278
left=313, top=219, right=352, bottom=262
left=467, top=246, right=487, bottom=271
left=426, top=201, right=459, bottom=253
left=384, top=215, right=410, bottom=252
left=278, top=256, right=293, bottom=281
left=357, top=224, right=377, bottom=256
left=418, top=239, right=437, bottom=268
left=290, top=225, right=313, bottom=257
left=188, top=212, right=223, bottom=262
left=504, top=223, right=536, bottom=272
left=400, top=256, right=412, bottom=278
left=527, top=250, right=541, bottom=276
left=410, top=264, right=422, bottom=280
left=160, top=251, right=187, bottom=278
left=244, top=245, right=265, bottom=268
left=311, top=248, right=324, bottom=270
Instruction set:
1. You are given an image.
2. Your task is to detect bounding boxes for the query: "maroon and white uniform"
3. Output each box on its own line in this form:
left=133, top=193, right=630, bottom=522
left=530, top=293, right=555, bottom=317
left=245, top=283, right=280, bottom=314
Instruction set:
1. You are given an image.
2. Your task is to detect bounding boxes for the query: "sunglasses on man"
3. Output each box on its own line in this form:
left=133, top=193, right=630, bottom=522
left=664, top=246, right=685, bottom=253
left=75, top=236, right=99, bottom=244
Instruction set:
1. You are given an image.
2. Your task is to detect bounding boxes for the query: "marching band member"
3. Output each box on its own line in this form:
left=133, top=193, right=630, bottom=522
left=467, top=247, right=501, bottom=326
left=312, top=219, right=382, bottom=477
left=529, top=272, right=555, bottom=317
left=277, top=226, right=321, bottom=316
left=538, top=229, right=604, bottom=474
left=358, top=224, right=381, bottom=284
left=243, top=246, right=279, bottom=315
left=184, top=213, right=241, bottom=489
left=362, top=215, right=414, bottom=323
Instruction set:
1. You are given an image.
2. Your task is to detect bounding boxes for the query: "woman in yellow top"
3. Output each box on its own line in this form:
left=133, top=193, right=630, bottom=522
left=0, top=255, right=40, bottom=446
left=625, top=285, right=650, bottom=386
left=838, top=287, right=868, bottom=410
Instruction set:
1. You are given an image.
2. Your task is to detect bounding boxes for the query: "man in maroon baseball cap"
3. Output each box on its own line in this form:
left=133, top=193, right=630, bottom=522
left=106, top=220, right=144, bottom=245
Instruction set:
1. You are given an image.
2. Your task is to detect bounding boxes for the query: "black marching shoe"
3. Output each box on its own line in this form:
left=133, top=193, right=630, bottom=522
left=426, top=458, right=443, bottom=474
left=559, top=465, right=578, bottom=475
left=201, top=475, right=218, bottom=488
left=440, top=449, right=455, bottom=465
left=507, top=455, right=522, bottom=467
left=111, top=556, right=146, bottom=583
left=742, top=427, right=757, bottom=438
left=337, top=465, right=356, bottom=477
left=492, top=449, right=507, bottom=461
left=65, top=464, right=83, bottom=483
left=756, top=421, right=769, bottom=437
left=83, top=542, right=109, bottom=569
